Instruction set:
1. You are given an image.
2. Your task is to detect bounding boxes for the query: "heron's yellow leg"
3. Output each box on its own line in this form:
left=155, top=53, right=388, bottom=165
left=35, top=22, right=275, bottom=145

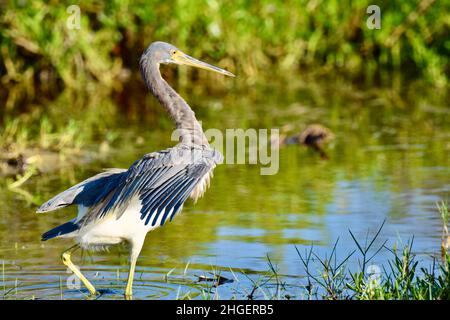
left=125, top=256, right=137, bottom=298
left=61, top=245, right=97, bottom=296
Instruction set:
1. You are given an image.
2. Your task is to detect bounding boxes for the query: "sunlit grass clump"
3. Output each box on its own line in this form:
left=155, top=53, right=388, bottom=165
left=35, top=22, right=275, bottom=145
left=177, top=205, right=450, bottom=300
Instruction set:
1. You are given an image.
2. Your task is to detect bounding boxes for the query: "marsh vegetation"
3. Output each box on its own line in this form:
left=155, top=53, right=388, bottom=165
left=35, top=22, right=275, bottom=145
left=0, top=1, right=449, bottom=299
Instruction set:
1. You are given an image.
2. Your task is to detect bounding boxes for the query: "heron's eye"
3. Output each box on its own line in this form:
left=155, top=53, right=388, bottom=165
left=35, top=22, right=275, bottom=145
left=170, top=50, right=177, bottom=56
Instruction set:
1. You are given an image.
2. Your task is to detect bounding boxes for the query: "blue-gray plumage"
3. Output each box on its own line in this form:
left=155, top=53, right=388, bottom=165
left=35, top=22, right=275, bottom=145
left=37, top=41, right=234, bottom=298
left=37, top=169, right=127, bottom=213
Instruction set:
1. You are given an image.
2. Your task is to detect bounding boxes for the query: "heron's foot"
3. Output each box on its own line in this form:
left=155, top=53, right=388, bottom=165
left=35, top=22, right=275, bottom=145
left=124, top=286, right=133, bottom=299
left=124, top=292, right=133, bottom=300
left=87, top=288, right=99, bottom=297
left=61, top=248, right=98, bottom=296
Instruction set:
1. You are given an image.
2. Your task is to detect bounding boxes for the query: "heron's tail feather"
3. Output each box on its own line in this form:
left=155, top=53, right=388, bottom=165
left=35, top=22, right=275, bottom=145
left=41, top=221, right=79, bottom=241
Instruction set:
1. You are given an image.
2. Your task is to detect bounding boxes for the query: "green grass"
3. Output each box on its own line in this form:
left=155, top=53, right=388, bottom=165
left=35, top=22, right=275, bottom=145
left=1, top=0, right=448, bottom=95
left=303, top=241, right=449, bottom=300
left=172, top=243, right=450, bottom=300
left=286, top=206, right=449, bottom=300
left=438, top=201, right=449, bottom=259
left=0, top=117, right=86, bottom=154
left=175, top=234, right=450, bottom=300
left=182, top=204, right=450, bottom=300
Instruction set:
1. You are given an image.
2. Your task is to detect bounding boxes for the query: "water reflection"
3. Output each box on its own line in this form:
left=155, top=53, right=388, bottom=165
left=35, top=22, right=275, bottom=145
left=0, top=75, right=448, bottom=299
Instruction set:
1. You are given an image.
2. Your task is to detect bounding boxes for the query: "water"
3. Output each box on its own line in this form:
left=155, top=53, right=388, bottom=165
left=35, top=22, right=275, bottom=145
left=0, top=74, right=449, bottom=299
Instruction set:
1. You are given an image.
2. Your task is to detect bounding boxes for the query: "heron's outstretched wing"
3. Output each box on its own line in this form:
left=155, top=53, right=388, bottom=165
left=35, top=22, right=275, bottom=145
left=36, top=168, right=127, bottom=213
left=83, top=145, right=223, bottom=227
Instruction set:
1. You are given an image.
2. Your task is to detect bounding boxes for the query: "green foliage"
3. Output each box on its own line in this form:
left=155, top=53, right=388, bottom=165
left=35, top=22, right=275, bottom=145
left=0, top=88, right=116, bottom=153
left=1, top=0, right=448, bottom=91
left=177, top=215, right=450, bottom=300
left=295, top=221, right=450, bottom=300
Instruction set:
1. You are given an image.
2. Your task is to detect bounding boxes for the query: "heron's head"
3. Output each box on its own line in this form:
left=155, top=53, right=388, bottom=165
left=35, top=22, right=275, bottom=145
left=142, top=41, right=235, bottom=77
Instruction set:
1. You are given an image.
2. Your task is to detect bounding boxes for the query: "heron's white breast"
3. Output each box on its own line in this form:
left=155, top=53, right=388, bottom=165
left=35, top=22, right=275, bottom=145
left=77, top=197, right=158, bottom=247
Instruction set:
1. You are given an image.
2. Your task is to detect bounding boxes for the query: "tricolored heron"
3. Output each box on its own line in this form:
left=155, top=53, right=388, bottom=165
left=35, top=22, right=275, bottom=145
left=37, top=41, right=234, bottom=298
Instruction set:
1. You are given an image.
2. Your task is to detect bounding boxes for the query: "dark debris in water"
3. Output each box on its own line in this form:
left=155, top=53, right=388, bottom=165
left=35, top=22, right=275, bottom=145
left=195, top=273, right=233, bottom=286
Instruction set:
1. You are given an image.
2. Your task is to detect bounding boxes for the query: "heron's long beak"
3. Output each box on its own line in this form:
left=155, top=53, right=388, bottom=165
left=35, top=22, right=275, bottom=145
left=172, top=51, right=235, bottom=77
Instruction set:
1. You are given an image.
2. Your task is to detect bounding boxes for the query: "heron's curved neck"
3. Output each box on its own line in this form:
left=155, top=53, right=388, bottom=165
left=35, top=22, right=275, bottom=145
left=140, top=58, right=208, bottom=146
